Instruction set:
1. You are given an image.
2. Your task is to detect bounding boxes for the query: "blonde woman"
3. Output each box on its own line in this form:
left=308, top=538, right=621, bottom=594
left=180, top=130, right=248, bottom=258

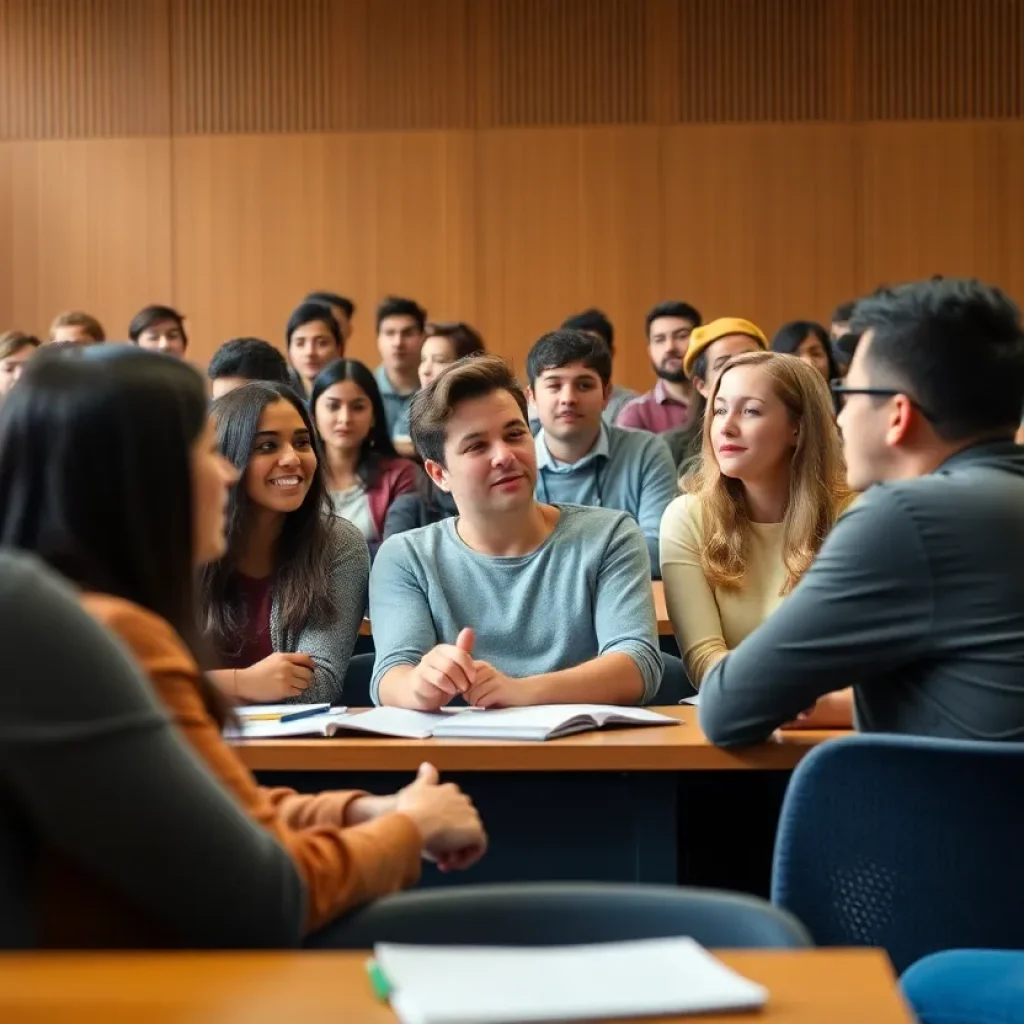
left=660, top=351, right=852, bottom=687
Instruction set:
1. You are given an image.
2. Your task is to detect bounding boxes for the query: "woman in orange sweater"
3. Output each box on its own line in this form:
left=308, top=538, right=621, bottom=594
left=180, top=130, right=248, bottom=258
left=0, top=345, right=486, bottom=943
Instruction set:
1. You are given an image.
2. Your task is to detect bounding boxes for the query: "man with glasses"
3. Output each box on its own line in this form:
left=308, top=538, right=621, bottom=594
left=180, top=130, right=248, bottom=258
left=699, top=277, right=1024, bottom=746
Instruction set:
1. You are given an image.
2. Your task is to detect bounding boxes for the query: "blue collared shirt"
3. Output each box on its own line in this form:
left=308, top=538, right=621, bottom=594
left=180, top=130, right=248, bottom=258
left=374, top=366, right=418, bottom=440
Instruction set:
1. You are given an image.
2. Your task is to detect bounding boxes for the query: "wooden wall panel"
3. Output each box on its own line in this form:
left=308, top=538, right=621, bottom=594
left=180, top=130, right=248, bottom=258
left=661, top=125, right=860, bottom=336
left=0, top=0, right=170, bottom=139
left=170, top=132, right=477, bottom=366
left=676, top=0, right=844, bottom=123
left=488, top=0, right=647, bottom=127
left=858, top=125, right=1004, bottom=288
left=855, top=0, right=1024, bottom=120
left=0, top=139, right=173, bottom=339
left=999, top=126, right=1024, bottom=301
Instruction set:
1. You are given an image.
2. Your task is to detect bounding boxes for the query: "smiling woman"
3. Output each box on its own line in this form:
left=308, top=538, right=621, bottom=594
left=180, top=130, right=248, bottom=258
left=200, top=382, right=369, bottom=705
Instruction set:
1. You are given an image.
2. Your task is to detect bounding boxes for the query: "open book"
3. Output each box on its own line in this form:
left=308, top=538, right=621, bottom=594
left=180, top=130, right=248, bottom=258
left=371, top=937, right=767, bottom=1023
left=226, top=704, right=679, bottom=741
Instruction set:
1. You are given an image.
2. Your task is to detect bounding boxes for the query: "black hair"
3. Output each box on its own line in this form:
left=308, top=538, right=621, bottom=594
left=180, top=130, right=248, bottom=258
left=831, top=300, right=857, bottom=325
left=376, top=296, right=427, bottom=333
left=129, top=305, right=188, bottom=348
left=560, top=309, right=614, bottom=353
left=849, top=277, right=1024, bottom=442
left=771, top=320, right=839, bottom=380
left=525, top=329, right=612, bottom=387
left=426, top=321, right=486, bottom=359
left=285, top=302, right=342, bottom=350
left=0, top=345, right=226, bottom=723
left=645, top=301, right=702, bottom=337
left=200, top=382, right=338, bottom=655
left=208, top=337, right=291, bottom=385
left=304, top=292, right=355, bottom=320
left=310, top=359, right=399, bottom=486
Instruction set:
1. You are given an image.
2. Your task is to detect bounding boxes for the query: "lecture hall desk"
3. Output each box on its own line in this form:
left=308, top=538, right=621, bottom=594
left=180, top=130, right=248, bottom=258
left=0, top=949, right=913, bottom=1023
left=236, top=707, right=843, bottom=887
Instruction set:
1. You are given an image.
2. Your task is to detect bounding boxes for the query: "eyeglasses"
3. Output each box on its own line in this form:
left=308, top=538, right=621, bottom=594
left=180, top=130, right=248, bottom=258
left=830, top=380, right=937, bottom=422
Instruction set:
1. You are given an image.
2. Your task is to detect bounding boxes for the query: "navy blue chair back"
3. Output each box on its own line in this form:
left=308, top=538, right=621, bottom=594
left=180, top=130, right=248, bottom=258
left=772, top=733, right=1024, bottom=974
left=654, top=652, right=696, bottom=703
left=343, top=652, right=375, bottom=707
left=313, top=882, right=811, bottom=949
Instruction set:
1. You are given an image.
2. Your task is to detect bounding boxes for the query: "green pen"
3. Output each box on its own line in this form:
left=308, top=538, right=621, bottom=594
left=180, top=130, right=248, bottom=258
left=365, top=958, right=394, bottom=1002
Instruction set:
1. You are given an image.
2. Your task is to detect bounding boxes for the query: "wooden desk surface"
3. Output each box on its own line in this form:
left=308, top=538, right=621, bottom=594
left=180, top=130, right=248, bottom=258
left=0, top=949, right=910, bottom=1023
left=363, top=581, right=672, bottom=637
left=232, top=706, right=843, bottom=773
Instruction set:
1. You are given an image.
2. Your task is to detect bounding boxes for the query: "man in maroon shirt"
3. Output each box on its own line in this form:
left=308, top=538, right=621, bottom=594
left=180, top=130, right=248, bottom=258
left=616, top=301, right=701, bottom=434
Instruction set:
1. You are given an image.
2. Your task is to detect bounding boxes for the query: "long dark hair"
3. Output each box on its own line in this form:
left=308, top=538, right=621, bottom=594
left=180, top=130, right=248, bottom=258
left=200, top=381, right=337, bottom=657
left=0, top=345, right=227, bottom=722
left=309, top=358, right=398, bottom=486
left=771, top=320, right=839, bottom=381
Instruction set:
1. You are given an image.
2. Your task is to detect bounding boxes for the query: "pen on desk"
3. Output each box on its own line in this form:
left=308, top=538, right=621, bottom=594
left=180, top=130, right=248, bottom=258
left=365, top=958, right=393, bottom=1002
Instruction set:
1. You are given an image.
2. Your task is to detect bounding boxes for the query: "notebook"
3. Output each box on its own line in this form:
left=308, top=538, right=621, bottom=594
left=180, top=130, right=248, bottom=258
left=226, top=705, right=679, bottom=741
left=234, top=703, right=331, bottom=723
left=371, top=937, right=768, bottom=1024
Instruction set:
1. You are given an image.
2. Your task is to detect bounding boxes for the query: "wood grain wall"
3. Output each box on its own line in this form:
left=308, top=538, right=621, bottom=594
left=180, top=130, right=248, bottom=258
left=1, top=0, right=1022, bottom=385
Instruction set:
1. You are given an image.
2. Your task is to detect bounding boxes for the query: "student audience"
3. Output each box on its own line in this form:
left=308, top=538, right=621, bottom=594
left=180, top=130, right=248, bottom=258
left=129, top=305, right=187, bottom=358
left=560, top=309, right=637, bottom=424
left=0, top=346, right=485, bottom=943
left=201, top=382, right=368, bottom=704
left=48, top=310, right=105, bottom=345
left=527, top=330, right=678, bottom=575
left=375, top=296, right=427, bottom=438
left=616, top=301, right=701, bottom=434
left=285, top=301, right=343, bottom=398
left=699, top=278, right=1024, bottom=745
left=770, top=321, right=837, bottom=382
left=304, top=291, right=355, bottom=347
left=370, top=354, right=662, bottom=710
left=208, top=337, right=292, bottom=398
left=393, top=320, right=486, bottom=442
left=0, top=330, right=40, bottom=397
left=660, top=351, right=851, bottom=687
left=310, top=359, right=419, bottom=550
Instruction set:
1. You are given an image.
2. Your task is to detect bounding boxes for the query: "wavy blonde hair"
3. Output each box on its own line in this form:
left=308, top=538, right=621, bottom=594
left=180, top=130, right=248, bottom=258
left=684, top=350, right=851, bottom=594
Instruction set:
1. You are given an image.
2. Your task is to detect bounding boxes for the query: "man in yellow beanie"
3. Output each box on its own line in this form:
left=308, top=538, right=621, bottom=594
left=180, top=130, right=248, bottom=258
left=683, top=317, right=768, bottom=399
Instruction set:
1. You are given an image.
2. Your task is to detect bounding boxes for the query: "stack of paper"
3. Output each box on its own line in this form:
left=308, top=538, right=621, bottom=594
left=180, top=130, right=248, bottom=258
left=371, top=937, right=768, bottom=1023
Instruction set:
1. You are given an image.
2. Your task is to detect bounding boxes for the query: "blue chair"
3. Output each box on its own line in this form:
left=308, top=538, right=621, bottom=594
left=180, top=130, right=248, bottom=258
left=902, top=950, right=1024, bottom=1024
left=655, top=652, right=696, bottom=703
left=309, top=882, right=811, bottom=949
left=343, top=652, right=375, bottom=707
left=772, top=733, right=1024, bottom=974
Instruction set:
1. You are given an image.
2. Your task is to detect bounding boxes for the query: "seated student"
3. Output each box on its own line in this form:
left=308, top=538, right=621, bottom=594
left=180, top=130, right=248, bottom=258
left=375, top=296, right=427, bottom=438
left=304, top=290, right=355, bottom=348
left=770, top=320, right=837, bottom=383
left=48, top=310, right=106, bottom=346
left=660, top=352, right=851, bottom=687
left=201, top=381, right=368, bottom=704
left=393, top=320, right=486, bottom=441
left=670, top=316, right=770, bottom=476
left=527, top=329, right=677, bottom=574
left=616, top=301, right=702, bottom=434
left=129, top=305, right=188, bottom=358
left=0, top=550, right=305, bottom=949
left=310, top=359, right=419, bottom=550
left=0, top=348, right=486, bottom=942
left=560, top=309, right=637, bottom=423
left=208, top=337, right=292, bottom=398
left=699, top=277, right=1024, bottom=746
left=286, top=301, right=343, bottom=397
left=0, top=331, right=40, bottom=398
left=370, top=354, right=662, bottom=710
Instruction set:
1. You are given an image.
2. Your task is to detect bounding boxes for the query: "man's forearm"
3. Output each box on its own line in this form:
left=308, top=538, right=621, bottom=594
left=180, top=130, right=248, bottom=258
left=376, top=666, right=423, bottom=709
left=526, top=653, right=645, bottom=705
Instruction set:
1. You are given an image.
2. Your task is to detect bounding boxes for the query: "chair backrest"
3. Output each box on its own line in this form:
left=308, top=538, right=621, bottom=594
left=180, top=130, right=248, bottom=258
left=320, top=882, right=811, bottom=949
left=343, top=652, right=375, bottom=707
left=772, top=733, right=1024, bottom=974
left=655, top=652, right=697, bottom=703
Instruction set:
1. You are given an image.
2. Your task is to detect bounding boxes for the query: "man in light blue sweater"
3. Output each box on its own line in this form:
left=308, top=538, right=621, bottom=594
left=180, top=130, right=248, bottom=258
left=369, top=355, right=662, bottom=710
left=526, top=330, right=679, bottom=576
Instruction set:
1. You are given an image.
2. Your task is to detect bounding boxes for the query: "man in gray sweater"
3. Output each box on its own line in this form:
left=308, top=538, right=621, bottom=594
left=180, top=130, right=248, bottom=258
left=700, top=277, right=1024, bottom=746
left=370, top=355, right=663, bottom=710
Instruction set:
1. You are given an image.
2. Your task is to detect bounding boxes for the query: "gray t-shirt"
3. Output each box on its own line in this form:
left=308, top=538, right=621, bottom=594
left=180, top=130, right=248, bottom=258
left=0, top=552, right=304, bottom=949
left=368, top=504, right=663, bottom=704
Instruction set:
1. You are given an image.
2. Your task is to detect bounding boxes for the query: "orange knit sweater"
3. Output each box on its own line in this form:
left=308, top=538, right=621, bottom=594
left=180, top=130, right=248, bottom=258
left=80, top=593, right=422, bottom=934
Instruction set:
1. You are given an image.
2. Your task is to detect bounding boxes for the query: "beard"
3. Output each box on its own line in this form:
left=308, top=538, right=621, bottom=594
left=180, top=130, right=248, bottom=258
left=653, top=360, right=687, bottom=384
